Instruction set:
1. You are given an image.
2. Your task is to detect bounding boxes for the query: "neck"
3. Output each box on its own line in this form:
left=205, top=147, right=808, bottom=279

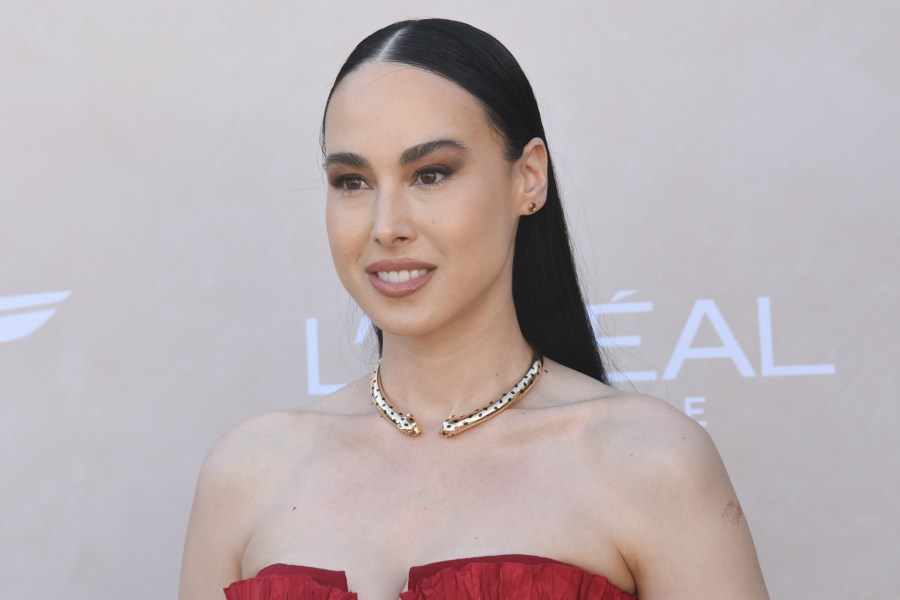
left=376, top=312, right=534, bottom=429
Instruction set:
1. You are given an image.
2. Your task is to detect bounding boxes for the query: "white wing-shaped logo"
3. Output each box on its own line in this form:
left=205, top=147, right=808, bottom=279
left=0, top=291, right=72, bottom=343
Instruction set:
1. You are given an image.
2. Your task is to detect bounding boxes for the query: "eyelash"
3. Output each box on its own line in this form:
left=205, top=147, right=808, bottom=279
left=329, top=174, right=367, bottom=191
left=414, top=165, right=451, bottom=187
left=328, top=165, right=453, bottom=192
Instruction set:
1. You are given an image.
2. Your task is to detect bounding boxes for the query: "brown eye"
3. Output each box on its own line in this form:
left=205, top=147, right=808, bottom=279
left=414, top=168, right=449, bottom=187
left=329, top=174, right=367, bottom=192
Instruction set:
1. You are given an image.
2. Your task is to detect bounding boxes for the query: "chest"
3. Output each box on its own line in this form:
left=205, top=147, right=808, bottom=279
left=245, top=436, right=593, bottom=566
left=237, top=415, right=638, bottom=595
left=264, top=444, right=575, bottom=538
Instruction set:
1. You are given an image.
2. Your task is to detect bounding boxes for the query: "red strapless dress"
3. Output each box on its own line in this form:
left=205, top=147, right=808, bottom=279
left=224, top=554, right=636, bottom=599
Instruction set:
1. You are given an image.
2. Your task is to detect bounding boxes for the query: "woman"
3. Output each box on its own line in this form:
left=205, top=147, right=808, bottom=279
left=179, top=18, right=768, bottom=599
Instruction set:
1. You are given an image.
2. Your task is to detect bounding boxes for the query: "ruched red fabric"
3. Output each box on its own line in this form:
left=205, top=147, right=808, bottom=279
left=224, top=555, right=636, bottom=599
left=224, top=564, right=356, bottom=600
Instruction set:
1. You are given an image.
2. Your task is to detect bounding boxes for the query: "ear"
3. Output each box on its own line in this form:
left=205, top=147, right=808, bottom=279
left=515, top=137, right=548, bottom=215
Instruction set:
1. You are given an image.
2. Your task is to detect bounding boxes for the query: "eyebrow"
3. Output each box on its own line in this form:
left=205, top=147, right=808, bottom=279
left=322, top=152, right=370, bottom=170
left=399, top=139, right=470, bottom=165
left=323, top=139, right=470, bottom=170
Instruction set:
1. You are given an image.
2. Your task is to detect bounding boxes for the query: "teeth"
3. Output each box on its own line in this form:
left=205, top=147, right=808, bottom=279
left=377, top=269, right=428, bottom=283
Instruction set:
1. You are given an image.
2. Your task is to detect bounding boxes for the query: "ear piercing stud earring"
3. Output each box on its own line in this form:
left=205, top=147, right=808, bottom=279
left=528, top=202, right=537, bottom=213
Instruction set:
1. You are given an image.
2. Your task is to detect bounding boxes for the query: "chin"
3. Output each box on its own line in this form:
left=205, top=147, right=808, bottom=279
left=370, top=317, right=434, bottom=340
left=364, top=306, right=448, bottom=341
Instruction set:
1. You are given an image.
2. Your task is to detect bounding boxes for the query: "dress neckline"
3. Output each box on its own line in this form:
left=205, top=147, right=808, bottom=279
left=254, top=553, right=631, bottom=594
left=406, top=553, right=568, bottom=587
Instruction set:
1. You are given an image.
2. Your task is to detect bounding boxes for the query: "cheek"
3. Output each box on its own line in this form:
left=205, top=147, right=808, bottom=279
left=325, top=202, right=363, bottom=264
left=447, top=179, right=518, bottom=245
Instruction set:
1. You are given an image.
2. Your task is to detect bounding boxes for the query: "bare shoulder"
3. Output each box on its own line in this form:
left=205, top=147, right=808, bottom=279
left=179, top=388, right=366, bottom=600
left=607, top=396, right=767, bottom=598
left=179, top=410, right=313, bottom=598
left=201, top=374, right=371, bottom=479
left=539, top=361, right=768, bottom=598
left=587, top=389, right=720, bottom=479
left=199, top=410, right=311, bottom=486
left=539, top=359, right=727, bottom=477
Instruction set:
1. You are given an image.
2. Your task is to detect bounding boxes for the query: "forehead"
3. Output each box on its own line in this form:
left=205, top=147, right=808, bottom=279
left=323, top=62, right=495, bottom=155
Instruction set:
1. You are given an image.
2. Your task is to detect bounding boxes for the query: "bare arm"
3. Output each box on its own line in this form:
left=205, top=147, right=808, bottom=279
left=178, top=428, right=260, bottom=600
left=617, top=400, right=769, bottom=599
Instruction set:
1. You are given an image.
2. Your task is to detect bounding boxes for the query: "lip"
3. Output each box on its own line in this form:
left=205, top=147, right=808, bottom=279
left=365, top=259, right=437, bottom=298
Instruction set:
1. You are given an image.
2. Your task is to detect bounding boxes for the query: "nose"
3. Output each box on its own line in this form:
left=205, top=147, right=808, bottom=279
left=372, top=185, right=416, bottom=247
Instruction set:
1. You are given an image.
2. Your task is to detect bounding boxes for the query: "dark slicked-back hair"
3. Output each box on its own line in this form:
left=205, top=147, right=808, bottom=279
left=322, top=18, right=608, bottom=384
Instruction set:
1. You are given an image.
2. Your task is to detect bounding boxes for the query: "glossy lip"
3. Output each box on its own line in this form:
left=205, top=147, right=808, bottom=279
left=365, top=259, right=437, bottom=298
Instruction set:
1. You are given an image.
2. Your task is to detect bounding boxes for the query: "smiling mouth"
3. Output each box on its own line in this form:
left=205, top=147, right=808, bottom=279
left=376, top=269, right=431, bottom=283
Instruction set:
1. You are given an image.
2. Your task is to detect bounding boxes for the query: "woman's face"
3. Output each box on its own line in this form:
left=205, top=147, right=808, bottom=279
left=323, top=62, right=543, bottom=342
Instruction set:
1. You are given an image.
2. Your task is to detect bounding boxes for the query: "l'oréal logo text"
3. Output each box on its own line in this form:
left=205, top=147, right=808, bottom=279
left=0, top=291, right=72, bottom=342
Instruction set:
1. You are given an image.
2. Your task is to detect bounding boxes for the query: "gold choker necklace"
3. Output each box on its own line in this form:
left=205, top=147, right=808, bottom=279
left=370, top=351, right=543, bottom=437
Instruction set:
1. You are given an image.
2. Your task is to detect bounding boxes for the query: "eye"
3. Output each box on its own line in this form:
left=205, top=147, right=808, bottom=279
left=329, top=174, right=369, bottom=192
left=414, top=167, right=450, bottom=187
left=343, top=177, right=364, bottom=190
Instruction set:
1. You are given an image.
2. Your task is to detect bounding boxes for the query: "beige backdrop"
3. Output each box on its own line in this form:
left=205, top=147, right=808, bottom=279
left=2, top=1, right=898, bottom=598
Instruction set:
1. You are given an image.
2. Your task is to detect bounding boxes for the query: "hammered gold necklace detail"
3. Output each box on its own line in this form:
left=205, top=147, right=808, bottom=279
left=370, top=351, right=543, bottom=437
